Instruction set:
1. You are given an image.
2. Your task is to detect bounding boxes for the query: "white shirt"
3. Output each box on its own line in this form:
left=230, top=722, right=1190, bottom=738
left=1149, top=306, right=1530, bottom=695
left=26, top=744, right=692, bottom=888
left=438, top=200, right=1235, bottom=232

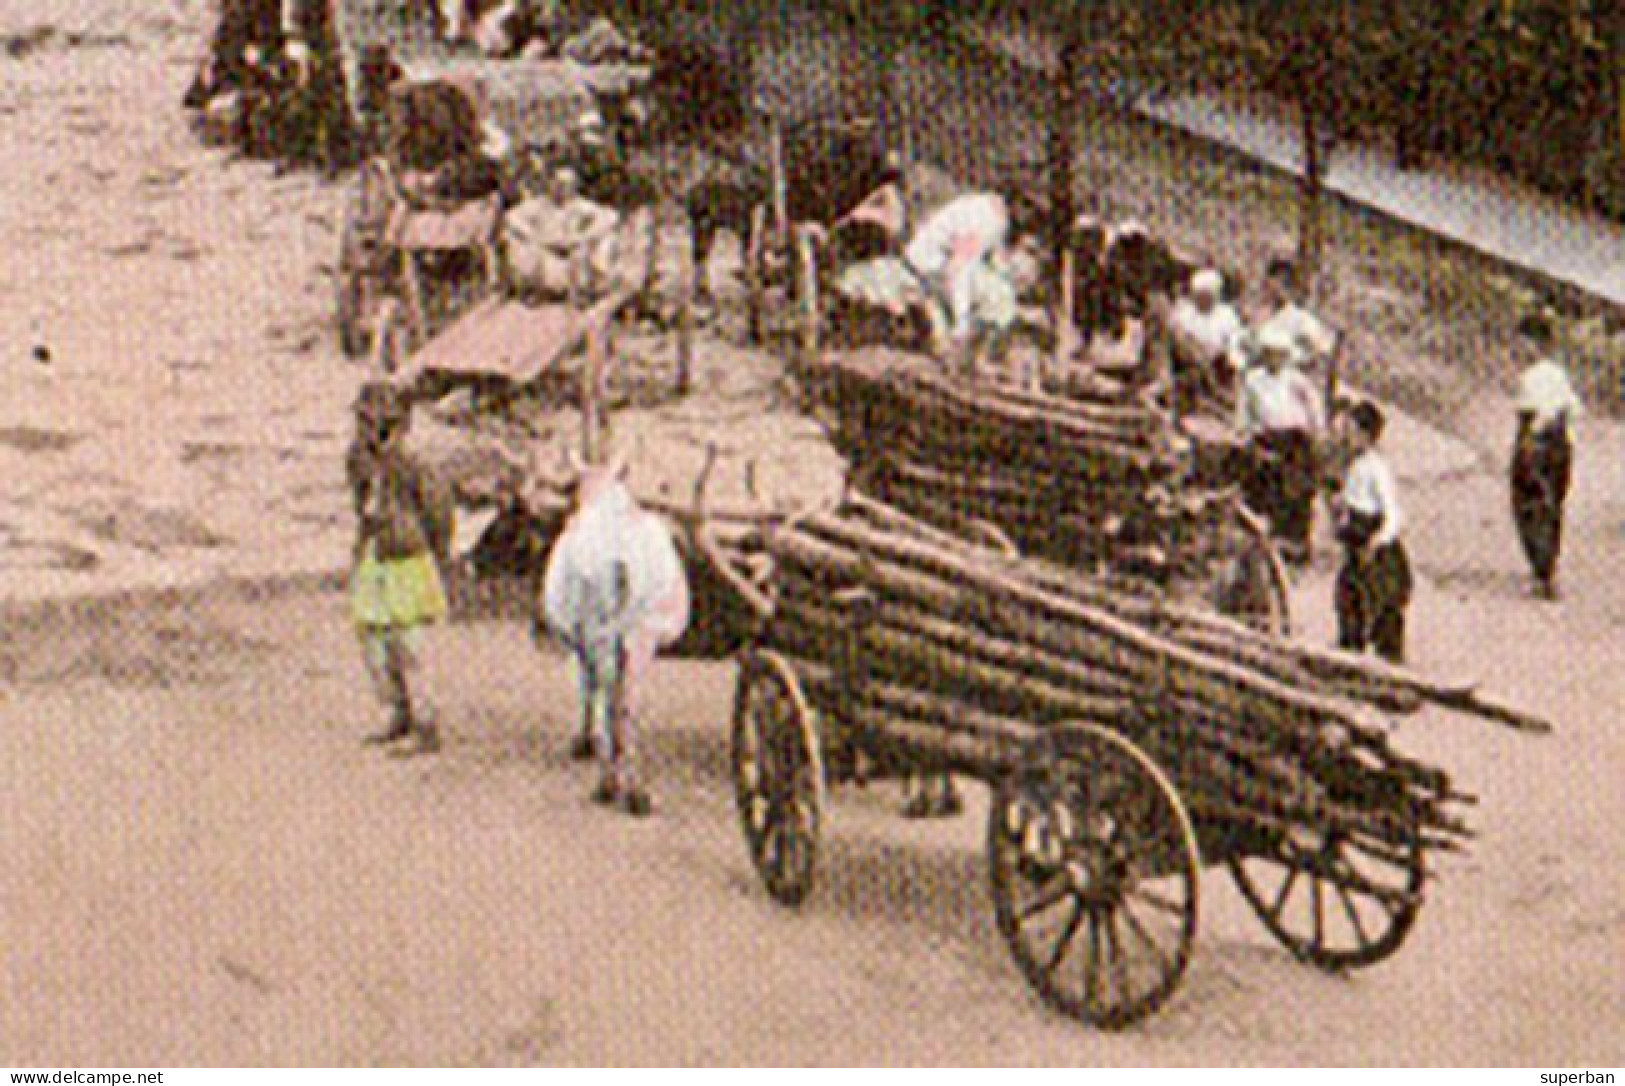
left=1237, top=365, right=1323, bottom=436
left=1258, top=303, right=1337, bottom=369
left=1341, top=449, right=1403, bottom=546
left=1515, top=359, right=1583, bottom=432
left=505, top=193, right=619, bottom=256
left=903, top=193, right=1007, bottom=278
left=1169, top=298, right=1245, bottom=366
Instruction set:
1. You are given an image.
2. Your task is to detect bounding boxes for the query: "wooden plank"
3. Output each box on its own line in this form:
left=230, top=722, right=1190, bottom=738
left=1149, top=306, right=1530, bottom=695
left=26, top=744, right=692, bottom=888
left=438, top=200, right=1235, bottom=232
left=401, top=290, right=632, bottom=388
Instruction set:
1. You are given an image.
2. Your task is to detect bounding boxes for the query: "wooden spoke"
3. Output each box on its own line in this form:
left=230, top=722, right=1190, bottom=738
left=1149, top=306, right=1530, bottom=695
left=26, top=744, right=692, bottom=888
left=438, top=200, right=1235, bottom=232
left=1082, top=911, right=1104, bottom=1012
left=1021, top=879, right=1075, bottom=922
left=1334, top=880, right=1373, bottom=951
left=1105, top=910, right=1133, bottom=1009
left=1268, top=866, right=1301, bottom=923
left=1310, top=874, right=1325, bottom=949
left=1118, top=897, right=1174, bottom=978
left=1045, top=901, right=1087, bottom=976
left=1135, top=886, right=1190, bottom=917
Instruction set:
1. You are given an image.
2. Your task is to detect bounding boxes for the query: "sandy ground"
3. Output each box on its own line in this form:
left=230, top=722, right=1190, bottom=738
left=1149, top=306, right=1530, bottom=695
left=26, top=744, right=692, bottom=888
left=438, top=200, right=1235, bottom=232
left=0, top=0, right=1622, bottom=1067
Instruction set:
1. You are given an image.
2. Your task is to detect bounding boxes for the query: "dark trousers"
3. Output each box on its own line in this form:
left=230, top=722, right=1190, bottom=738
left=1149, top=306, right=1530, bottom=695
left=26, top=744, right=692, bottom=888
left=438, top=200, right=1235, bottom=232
left=1335, top=540, right=1412, bottom=663
left=277, top=49, right=356, bottom=172
left=1245, top=429, right=1317, bottom=556
left=1511, top=423, right=1572, bottom=585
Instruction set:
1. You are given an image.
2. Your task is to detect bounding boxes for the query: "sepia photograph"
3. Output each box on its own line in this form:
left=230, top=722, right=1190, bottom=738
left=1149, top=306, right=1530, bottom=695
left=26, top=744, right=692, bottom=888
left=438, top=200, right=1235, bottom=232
left=0, top=0, right=1620, bottom=1068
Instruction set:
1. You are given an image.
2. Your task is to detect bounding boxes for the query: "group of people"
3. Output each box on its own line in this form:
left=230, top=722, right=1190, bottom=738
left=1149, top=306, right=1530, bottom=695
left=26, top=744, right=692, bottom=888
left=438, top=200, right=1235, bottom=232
left=1165, top=256, right=1586, bottom=663
left=339, top=147, right=1589, bottom=820
left=184, top=0, right=358, bottom=171
left=184, top=1, right=594, bottom=174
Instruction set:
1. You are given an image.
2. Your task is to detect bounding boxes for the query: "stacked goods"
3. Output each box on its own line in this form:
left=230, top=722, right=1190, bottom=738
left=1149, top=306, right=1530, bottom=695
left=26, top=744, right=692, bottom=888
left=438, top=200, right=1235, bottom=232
left=755, top=495, right=1551, bottom=859
left=799, top=348, right=1188, bottom=570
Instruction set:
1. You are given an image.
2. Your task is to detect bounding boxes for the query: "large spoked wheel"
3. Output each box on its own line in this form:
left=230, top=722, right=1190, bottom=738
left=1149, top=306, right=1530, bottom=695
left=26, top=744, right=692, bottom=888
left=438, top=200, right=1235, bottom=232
left=989, top=724, right=1201, bottom=1029
left=1227, top=823, right=1424, bottom=971
left=731, top=649, right=826, bottom=907
left=1208, top=499, right=1292, bottom=636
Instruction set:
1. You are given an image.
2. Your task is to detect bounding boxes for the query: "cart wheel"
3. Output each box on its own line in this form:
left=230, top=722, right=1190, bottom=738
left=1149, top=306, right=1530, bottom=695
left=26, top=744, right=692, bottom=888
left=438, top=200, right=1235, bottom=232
left=1227, top=824, right=1424, bottom=970
left=1211, top=499, right=1292, bottom=636
left=989, top=723, right=1200, bottom=1029
left=731, top=649, right=825, bottom=906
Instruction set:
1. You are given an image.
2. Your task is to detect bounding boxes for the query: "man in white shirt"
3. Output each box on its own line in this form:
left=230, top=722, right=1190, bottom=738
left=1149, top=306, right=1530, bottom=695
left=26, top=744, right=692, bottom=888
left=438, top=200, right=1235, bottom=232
left=1237, top=325, right=1325, bottom=563
left=503, top=165, right=621, bottom=300
left=1333, top=400, right=1412, bottom=662
left=1168, top=267, right=1246, bottom=407
left=1509, top=314, right=1583, bottom=599
left=1255, top=257, right=1338, bottom=374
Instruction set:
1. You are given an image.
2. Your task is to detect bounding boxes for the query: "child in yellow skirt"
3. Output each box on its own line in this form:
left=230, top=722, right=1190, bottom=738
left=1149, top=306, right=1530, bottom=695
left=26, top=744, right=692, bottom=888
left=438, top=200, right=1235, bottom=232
left=347, top=380, right=453, bottom=756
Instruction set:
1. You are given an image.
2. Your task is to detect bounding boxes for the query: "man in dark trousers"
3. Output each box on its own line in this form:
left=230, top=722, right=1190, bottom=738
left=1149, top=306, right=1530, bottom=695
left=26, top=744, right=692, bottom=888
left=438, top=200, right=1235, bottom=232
left=1510, top=314, right=1583, bottom=600
left=1333, top=401, right=1412, bottom=663
left=1236, top=325, right=1325, bottom=564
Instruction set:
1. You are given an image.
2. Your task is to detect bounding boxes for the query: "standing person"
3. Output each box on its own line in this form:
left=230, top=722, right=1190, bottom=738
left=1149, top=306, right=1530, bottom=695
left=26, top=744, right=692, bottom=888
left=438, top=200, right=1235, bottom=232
left=1510, top=314, right=1583, bottom=600
left=542, top=459, right=690, bottom=817
left=1254, top=257, right=1338, bottom=376
left=347, top=380, right=454, bottom=756
left=278, top=0, right=357, bottom=173
left=1333, top=401, right=1412, bottom=663
left=1237, top=325, right=1325, bottom=564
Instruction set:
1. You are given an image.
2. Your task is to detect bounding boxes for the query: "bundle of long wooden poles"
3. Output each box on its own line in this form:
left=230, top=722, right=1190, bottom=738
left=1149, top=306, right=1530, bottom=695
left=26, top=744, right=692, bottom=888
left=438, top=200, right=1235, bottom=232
left=799, top=348, right=1185, bottom=567
left=753, top=494, right=1550, bottom=860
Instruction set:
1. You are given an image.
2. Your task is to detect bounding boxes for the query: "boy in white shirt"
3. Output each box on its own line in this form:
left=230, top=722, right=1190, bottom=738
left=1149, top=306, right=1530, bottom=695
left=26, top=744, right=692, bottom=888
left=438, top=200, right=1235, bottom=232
left=1333, top=401, right=1412, bottom=662
left=1509, top=314, right=1582, bottom=600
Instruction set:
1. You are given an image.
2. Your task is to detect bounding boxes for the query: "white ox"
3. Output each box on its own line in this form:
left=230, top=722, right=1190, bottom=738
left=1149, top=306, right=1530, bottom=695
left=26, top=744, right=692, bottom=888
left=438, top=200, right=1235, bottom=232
left=539, top=464, right=689, bottom=806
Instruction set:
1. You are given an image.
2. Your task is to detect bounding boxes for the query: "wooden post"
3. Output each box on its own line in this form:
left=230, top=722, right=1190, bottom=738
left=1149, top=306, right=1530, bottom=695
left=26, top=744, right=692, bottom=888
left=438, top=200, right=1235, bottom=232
left=745, top=203, right=767, bottom=344
left=1053, top=245, right=1075, bottom=385
left=581, top=309, right=605, bottom=466
left=401, top=249, right=429, bottom=350
left=1298, top=107, right=1325, bottom=283
left=797, top=226, right=820, bottom=366
left=676, top=272, right=695, bottom=396
left=768, top=112, right=788, bottom=247
left=892, top=37, right=914, bottom=239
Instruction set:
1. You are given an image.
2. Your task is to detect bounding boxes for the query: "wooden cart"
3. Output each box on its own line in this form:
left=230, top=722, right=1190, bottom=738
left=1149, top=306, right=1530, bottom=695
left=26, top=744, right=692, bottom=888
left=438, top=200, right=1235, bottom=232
left=333, top=2, right=650, bottom=359
left=699, top=493, right=1535, bottom=1029
left=797, top=348, right=1294, bottom=637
